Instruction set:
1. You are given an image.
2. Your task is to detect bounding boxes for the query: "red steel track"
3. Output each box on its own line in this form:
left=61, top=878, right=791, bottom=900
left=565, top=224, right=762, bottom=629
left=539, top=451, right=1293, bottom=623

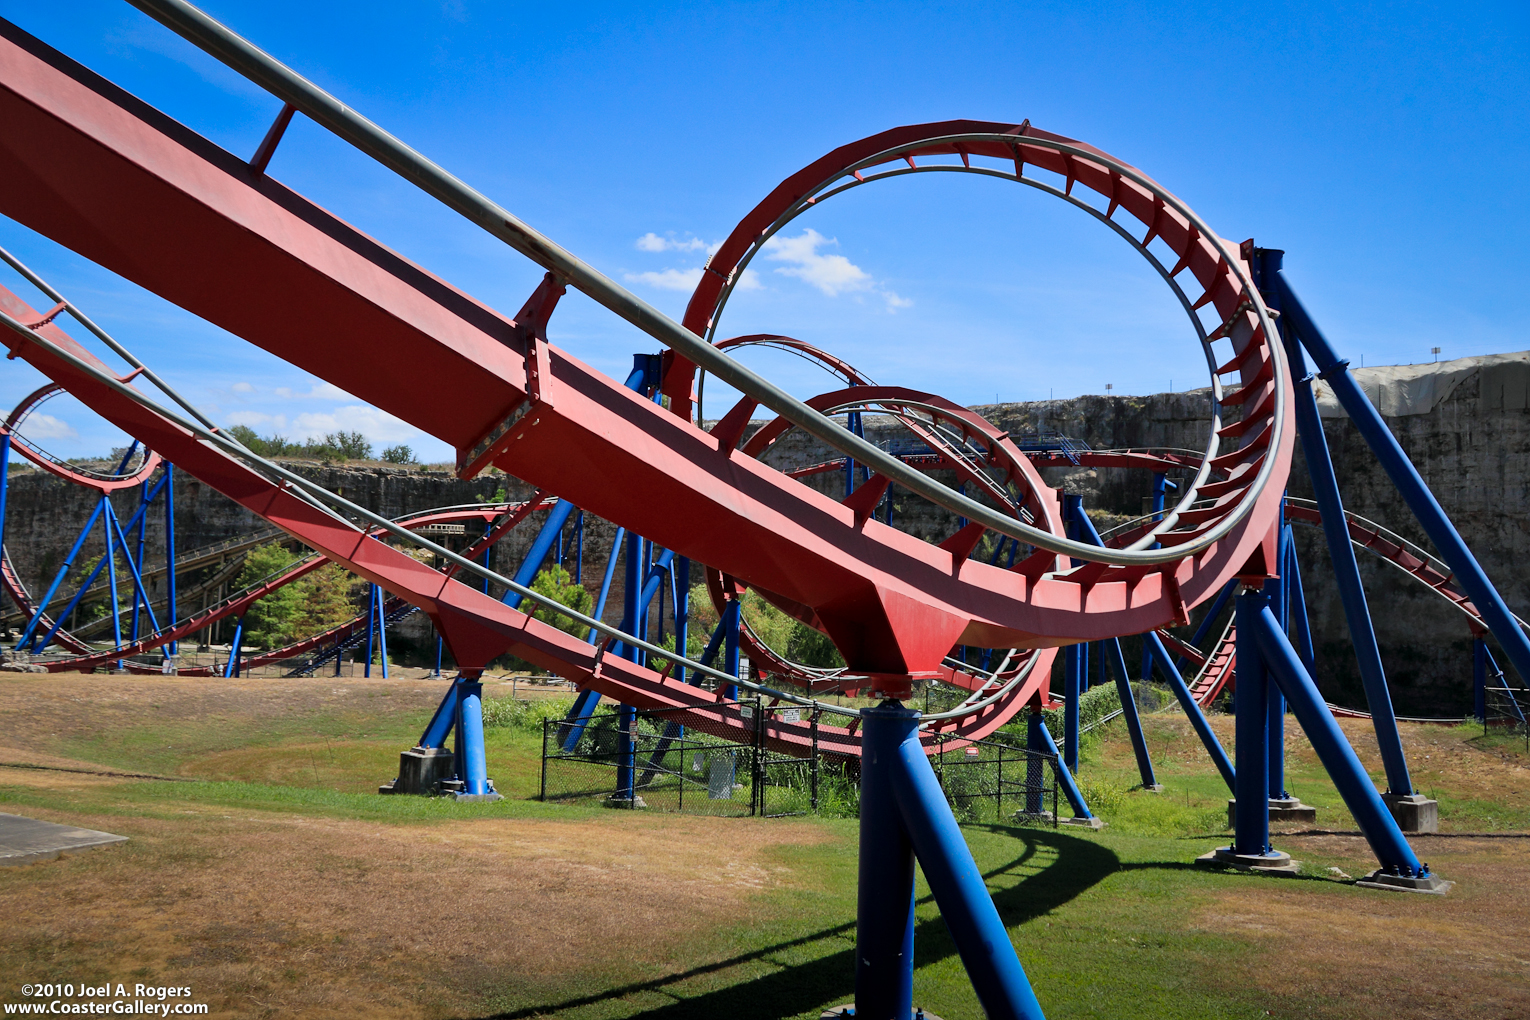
left=0, top=19, right=1296, bottom=749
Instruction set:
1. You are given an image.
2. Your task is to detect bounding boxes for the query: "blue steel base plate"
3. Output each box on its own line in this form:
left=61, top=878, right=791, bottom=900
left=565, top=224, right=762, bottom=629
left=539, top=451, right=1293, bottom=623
left=1355, top=869, right=1453, bottom=895
left=821, top=1007, right=943, bottom=1020
left=1194, top=846, right=1301, bottom=876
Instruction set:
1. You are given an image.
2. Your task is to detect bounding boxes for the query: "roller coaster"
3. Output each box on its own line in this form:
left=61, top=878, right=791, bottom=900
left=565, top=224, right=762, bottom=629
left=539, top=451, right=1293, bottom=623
left=0, top=2, right=1527, bottom=1016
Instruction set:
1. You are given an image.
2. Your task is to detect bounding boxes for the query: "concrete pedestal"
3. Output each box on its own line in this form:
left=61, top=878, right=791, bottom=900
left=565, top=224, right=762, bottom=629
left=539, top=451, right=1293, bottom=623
left=1355, top=868, right=1453, bottom=895
left=1227, top=797, right=1317, bottom=829
left=603, top=795, right=647, bottom=809
left=822, top=1006, right=943, bottom=1019
left=380, top=746, right=457, bottom=795
left=1194, top=846, right=1301, bottom=876
left=1381, top=793, right=1439, bottom=833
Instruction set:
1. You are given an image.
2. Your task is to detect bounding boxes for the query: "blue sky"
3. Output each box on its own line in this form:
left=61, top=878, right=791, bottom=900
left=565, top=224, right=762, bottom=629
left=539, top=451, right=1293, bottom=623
left=0, top=0, right=1524, bottom=463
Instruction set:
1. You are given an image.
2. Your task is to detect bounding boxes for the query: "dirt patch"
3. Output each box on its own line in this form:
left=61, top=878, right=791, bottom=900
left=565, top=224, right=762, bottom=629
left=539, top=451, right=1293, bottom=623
left=0, top=802, right=830, bottom=1019
left=1195, top=836, right=1530, bottom=1019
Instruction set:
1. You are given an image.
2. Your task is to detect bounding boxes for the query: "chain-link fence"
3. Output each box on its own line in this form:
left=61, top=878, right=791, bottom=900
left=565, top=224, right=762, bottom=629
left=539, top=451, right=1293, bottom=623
left=541, top=699, right=1060, bottom=823
left=1485, top=684, right=1529, bottom=752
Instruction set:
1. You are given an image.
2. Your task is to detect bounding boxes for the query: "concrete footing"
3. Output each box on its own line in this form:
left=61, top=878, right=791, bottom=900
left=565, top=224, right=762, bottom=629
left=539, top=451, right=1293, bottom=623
left=1142, top=784, right=1165, bottom=792
left=451, top=790, right=504, bottom=803
left=821, top=1006, right=943, bottom=1019
left=1355, top=868, right=1453, bottom=895
left=1015, top=809, right=1107, bottom=829
left=1382, top=792, right=1439, bottom=833
left=1194, top=846, right=1302, bottom=876
left=1227, top=797, right=1317, bottom=829
left=380, top=746, right=456, bottom=795
left=604, top=795, right=648, bottom=809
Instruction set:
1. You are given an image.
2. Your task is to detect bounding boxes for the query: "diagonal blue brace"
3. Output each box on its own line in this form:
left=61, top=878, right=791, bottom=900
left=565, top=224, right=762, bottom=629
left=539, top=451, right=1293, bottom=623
left=1277, top=259, right=1530, bottom=764
left=1262, top=254, right=1413, bottom=795
left=1029, top=714, right=1094, bottom=821
left=1143, top=630, right=1235, bottom=792
left=1249, top=597, right=1440, bottom=885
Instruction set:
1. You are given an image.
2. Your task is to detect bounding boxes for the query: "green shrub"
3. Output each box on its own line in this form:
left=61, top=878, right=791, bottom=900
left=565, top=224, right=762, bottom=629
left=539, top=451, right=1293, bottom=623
left=480, top=695, right=575, bottom=731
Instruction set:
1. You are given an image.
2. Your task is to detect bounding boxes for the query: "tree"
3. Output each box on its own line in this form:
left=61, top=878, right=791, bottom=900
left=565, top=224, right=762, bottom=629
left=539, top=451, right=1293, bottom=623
left=234, top=542, right=304, bottom=648
left=528, top=564, right=594, bottom=638
left=322, top=431, right=372, bottom=460
left=381, top=444, right=415, bottom=464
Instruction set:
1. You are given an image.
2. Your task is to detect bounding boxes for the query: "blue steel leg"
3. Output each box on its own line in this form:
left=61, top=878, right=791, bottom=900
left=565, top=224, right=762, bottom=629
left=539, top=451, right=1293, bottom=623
left=854, top=703, right=918, bottom=1020
left=1281, top=267, right=1530, bottom=690
left=1031, top=718, right=1093, bottom=820
left=455, top=677, right=488, bottom=795
left=1266, top=520, right=1289, bottom=800
left=364, top=584, right=376, bottom=678
left=878, top=703, right=1049, bottom=1020
left=103, top=506, right=123, bottom=667
left=502, top=498, right=578, bottom=610
left=723, top=597, right=741, bottom=701
left=674, top=556, right=689, bottom=686
left=35, top=500, right=119, bottom=653
left=1250, top=604, right=1427, bottom=876
left=377, top=588, right=389, bottom=678
left=1144, top=631, right=1235, bottom=792
left=19, top=497, right=108, bottom=649
left=418, top=678, right=462, bottom=748
left=164, top=464, right=177, bottom=657
left=1233, top=590, right=1271, bottom=856
left=1285, top=531, right=1316, bottom=675
left=1063, top=645, right=1080, bottom=772
left=434, top=634, right=443, bottom=678
left=224, top=617, right=243, bottom=677
left=1102, top=637, right=1158, bottom=789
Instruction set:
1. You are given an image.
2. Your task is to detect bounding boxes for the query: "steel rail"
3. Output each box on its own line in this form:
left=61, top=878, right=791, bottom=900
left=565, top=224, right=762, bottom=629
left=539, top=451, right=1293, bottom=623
left=701, top=146, right=1236, bottom=554
left=0, top=307, right=880, bottom=719
left=0, top=244, right=222, bottom=435
left=124, top=0, right=1282, bottom=569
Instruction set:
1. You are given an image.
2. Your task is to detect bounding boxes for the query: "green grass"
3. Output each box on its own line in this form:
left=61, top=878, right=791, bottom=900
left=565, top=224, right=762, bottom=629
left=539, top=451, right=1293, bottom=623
left=2, top=680, right=1526, bottom=1019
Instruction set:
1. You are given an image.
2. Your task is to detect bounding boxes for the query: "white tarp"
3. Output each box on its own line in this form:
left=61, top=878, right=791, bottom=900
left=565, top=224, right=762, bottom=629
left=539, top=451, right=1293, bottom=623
left=1313, top=350, right=1530, bottom=418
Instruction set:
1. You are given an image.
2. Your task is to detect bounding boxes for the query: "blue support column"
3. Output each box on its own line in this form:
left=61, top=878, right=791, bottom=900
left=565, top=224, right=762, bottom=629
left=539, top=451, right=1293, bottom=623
left=1266, top=517, right=1289, bottom=801
left=575, top=509, right=584, bottom=584
left=1143, top=630, right=1235, bottom=792
left=1251, top=604, right=1431, bottom=879
left=722, top=597, right=742, bottom=701
left=164, top=464, right=177, bottom=657
left=674, top=556, right=690, bottom=686
left=454, top=677, right=489, bottom=796
left=1062, top=644, right=1080, bottom=772
left=130, top=478, right=149, bottom=644
left=1233, top=590, right=1271, bottom=856
left=1284, top=527, right=1316, bottom=675
left=854, top=703, right=917, bottom=1020
left=18, top=497, right=108, bottom=650
left=1068, top=495, right=1156, bottom=788
left=1102, top=637, right=1159, bottom=790
left=377, top=587, right=389, bottom=678
left=364, top=584, right=376, bottom=678
left=418, top=677, right=462, bottom=749
left=224, top=617, right=244, bottom=677
left=881, top=703, right=1049, bottom=1020
left=502, top=498, right=579, bottom=610
left=1030, top=717, right=1094, bottom=821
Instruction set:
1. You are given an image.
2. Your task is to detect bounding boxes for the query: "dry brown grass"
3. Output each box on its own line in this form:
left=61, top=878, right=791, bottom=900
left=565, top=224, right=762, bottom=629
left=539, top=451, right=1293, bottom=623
left=1197, top=834, right=1530, bottom=1019
left=1, top=799, right=830, bottom=1020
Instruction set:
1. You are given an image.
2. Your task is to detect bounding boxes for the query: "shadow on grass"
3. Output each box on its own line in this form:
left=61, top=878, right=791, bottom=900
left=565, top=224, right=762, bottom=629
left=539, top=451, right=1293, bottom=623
left=462, top=825, right=1121, bottom=1020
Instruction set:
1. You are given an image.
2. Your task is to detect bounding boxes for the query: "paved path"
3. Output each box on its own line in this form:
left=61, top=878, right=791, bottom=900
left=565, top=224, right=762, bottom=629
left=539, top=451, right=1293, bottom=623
left=0, top=812, right=126, bottom=866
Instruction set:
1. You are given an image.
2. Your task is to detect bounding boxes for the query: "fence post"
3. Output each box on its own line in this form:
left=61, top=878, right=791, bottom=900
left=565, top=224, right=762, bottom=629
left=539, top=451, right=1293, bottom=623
left=810, top=711, right=820, bottom=813
left=540, top=717, right=548, bottom=801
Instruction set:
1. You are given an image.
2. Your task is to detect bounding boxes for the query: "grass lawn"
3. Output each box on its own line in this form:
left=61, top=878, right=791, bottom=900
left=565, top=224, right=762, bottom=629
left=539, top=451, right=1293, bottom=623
left=0, top=672, right=1525, bottom=1019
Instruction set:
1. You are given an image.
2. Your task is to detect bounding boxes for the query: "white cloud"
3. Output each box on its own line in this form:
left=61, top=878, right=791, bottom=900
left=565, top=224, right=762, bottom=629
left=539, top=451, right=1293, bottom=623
left=636, top=232, right=718, bottom=254
left=273, top=381, right=353, bottom=401
left=23, top=413, right=78, bottom=441
left=292, top=406, right=417, bottom=444
left=762, top=229, right=910, bottom=310
left=230, top=381, right=255, bottom=394
left=735, top=268, right=764, bottom=292
left=625, top=267, right=705, bottom=291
